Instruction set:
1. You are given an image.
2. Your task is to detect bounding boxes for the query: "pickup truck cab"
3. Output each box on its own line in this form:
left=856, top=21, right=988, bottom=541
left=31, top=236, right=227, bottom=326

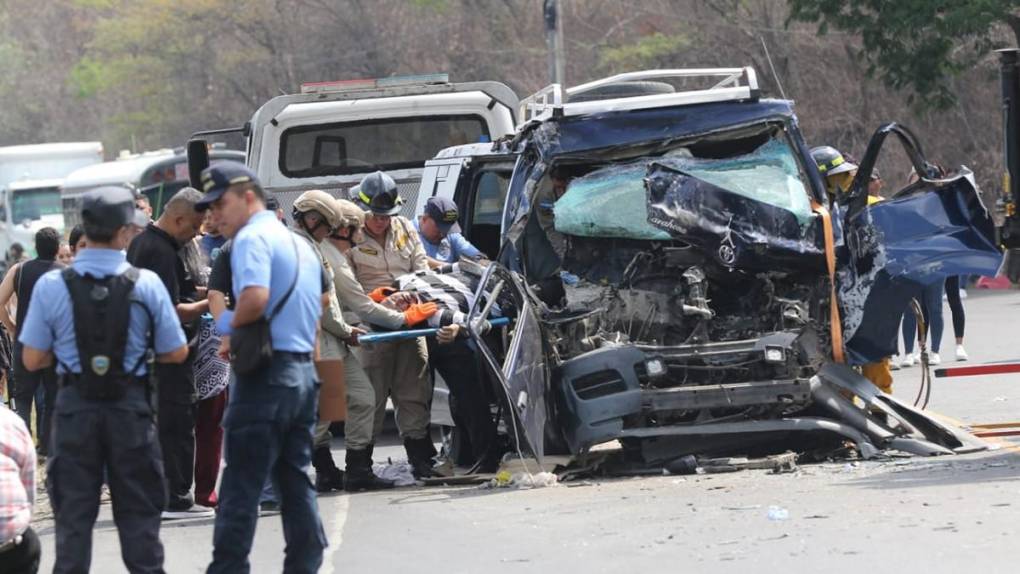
left=192, top=74, right=518, bottom=219
left=413, top=142, right=517, bottom=260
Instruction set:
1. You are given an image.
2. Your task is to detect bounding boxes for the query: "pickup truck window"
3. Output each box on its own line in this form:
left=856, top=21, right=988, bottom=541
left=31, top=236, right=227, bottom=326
left=280, top=115, right=489, bottom=178
left=471, top=170, right=510, bottom=226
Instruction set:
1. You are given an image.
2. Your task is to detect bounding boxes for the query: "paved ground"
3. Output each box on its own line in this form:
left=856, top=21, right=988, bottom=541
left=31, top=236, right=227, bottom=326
left=34, top=289, right=1020, bottom=573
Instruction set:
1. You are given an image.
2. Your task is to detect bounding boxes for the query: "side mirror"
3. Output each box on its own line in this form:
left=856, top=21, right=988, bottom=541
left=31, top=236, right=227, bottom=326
left=187, top=139, right=210, bottom=188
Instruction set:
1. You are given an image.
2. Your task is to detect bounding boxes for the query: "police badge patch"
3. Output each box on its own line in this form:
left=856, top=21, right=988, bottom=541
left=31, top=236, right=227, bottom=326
left=91, top=355, right=111, bottom=376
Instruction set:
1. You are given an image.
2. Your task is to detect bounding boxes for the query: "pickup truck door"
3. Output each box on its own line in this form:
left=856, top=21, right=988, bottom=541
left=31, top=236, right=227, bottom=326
left=466, top=263, right=550, bottom=460
left=836, top=123, right=1003, bottom=364
left=454, top=159, right=516, bottom=259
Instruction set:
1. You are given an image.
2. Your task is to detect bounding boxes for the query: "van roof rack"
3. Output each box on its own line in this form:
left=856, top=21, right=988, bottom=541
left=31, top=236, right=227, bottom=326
left=517, top=67, right=760, bottom=128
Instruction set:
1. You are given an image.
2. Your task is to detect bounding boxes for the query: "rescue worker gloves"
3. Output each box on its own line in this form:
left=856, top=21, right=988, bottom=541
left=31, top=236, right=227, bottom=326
left=368, top=286, right=396, bottom=303
left=403, top=302, right=438, bottom=326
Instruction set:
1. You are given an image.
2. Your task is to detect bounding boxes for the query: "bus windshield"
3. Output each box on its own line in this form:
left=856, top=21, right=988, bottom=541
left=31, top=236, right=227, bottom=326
left=12, top=186, right=62, bottom=222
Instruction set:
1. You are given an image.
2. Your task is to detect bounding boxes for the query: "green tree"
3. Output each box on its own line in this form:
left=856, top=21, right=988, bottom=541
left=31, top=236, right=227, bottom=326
left=787, top=0, right=1020, bottom=109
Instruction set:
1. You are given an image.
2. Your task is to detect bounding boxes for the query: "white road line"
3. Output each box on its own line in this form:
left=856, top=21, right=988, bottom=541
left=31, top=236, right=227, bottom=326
left=320, top=494, right=350, bottom=574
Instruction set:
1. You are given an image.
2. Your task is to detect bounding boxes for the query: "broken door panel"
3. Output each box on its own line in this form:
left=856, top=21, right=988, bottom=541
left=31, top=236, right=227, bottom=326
left=467, top=264, right=549, bottom=460
left=839, top=124, right=1003, bottom=364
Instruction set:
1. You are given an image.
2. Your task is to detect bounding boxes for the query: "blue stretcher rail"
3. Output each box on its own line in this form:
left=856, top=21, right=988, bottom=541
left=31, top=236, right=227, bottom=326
left=359, top=317, right=511, bottom=344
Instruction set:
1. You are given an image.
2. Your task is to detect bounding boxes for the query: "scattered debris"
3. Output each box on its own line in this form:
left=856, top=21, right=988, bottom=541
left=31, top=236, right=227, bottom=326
left=481, top=471, right=559, bottom=490
left=373, top=462, right=418, bottom=487
left=766, top=506, right=790, bottom=521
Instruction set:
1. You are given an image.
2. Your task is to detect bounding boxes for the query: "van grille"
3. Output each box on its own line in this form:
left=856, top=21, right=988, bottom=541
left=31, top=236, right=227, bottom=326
left=571, top=370, right=627, bottom=400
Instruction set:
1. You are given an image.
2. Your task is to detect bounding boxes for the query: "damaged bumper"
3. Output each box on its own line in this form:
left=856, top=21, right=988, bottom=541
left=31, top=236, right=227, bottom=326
left=557, top=342, right=986, bottom=460
left=557, top=334, right=812, bottom=453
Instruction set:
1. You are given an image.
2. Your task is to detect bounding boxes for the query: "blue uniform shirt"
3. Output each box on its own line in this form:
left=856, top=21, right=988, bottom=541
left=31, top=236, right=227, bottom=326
left=412, top=219, right=483, bottom=263
left=231, top=210, right=323, bottom=353
left=18, top=248, right=186, bottom=376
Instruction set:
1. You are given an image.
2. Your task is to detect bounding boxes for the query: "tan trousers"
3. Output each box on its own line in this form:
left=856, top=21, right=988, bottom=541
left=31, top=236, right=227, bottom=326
left=314, top=351, right=377, bottom=450
left=354, top=337, right=430, bottom=440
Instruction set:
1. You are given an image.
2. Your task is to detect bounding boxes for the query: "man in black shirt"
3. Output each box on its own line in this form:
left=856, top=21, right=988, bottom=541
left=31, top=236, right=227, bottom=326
left=127, top=187, right=212, bottom=519
left=0, top=227, right=63, bottom=454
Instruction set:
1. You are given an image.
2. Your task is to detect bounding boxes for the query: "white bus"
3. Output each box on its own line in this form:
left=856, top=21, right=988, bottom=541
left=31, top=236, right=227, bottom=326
left=0, top=142, right=104, bottom=256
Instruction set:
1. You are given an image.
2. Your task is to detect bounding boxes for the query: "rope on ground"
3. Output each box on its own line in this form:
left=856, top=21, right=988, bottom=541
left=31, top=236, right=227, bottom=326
left=909, top=298, right=934, bottom=409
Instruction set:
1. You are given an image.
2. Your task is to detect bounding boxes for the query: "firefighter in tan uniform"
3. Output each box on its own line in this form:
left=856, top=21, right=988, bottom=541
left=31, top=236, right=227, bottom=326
left=346, top=171, right=436, bottom=477
left=292, top=190, right=412, bottom=492
left=321, top=198, right=438, bottom=484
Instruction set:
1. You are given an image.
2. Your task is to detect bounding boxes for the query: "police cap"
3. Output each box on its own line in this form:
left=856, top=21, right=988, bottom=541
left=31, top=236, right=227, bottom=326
left=423, top=196, right=461, bottom=234
left=81, top=186, right=149, bottom=230
left=196, top=161, right=260, bottom=211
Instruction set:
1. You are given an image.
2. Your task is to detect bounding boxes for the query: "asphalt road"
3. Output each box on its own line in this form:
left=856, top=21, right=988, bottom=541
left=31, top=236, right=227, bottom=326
left=34, top=288, right=1020, bottom=573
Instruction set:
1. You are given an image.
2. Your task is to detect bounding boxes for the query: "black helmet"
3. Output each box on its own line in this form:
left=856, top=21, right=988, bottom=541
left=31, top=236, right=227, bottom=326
left=354, top=171, right=402, bottom=216
left=810, top=146, right=857, bottom=177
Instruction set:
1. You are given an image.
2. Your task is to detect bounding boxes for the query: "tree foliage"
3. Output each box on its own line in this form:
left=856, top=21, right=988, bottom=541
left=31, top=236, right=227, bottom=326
left=788, top=0, right=1020, bottom=109
left=0, top=0, right=1010, bottom=194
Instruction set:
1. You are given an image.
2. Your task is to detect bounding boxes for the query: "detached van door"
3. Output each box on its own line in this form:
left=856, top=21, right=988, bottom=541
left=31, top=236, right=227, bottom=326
left=836, top=124, right=1003, bottom=364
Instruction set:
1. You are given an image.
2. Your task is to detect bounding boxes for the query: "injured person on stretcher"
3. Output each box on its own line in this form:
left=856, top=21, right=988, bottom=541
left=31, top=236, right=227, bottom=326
left=369, top=261, right=506, bottom=473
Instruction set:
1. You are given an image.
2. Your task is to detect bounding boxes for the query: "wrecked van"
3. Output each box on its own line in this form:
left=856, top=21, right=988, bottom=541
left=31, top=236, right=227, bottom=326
left=453, top=69, right=1002, bottom=468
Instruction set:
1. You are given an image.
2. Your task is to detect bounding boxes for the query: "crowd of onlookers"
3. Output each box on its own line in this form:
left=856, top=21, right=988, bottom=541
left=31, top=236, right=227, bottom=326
left=0, top=162, right=507, bottom=571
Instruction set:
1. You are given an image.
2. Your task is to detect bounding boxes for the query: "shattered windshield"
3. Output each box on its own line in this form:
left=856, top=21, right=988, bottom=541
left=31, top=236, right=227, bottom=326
left=658, top=137, right=813, bottom=226
left=552, top=131, right=813, bottom=241
left=554, top=162, right=672, bottom=240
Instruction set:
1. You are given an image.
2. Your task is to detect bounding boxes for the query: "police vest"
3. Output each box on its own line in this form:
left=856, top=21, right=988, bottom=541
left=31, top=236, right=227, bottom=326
left=60, top=267, right=152, bottom=400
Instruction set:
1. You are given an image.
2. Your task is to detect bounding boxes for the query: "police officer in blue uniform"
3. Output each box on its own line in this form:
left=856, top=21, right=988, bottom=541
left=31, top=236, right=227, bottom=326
left=198, top=162, right=328, bottom=574
left=19, top=186, right=189, bottom=574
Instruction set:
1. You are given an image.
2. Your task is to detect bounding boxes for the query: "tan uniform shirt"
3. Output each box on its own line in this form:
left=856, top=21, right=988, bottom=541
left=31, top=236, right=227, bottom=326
left=346, top=215, right=428, bottom=291
left=296, top=229, right=351, bottom=360
left=321, top=241, right=406, bottom=331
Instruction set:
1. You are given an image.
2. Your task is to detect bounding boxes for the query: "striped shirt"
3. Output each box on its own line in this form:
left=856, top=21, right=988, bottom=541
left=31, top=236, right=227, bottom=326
left=394, top=271, right=481, bottom=329
left=0, top=405, right=34, bottom=544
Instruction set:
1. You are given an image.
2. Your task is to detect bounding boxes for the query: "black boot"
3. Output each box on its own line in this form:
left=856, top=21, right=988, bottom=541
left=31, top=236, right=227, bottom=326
left=313, top=446, right=345, bottom=493
left=344, top=448, right=395, bottom=491
left=404, top=437, right=437, bottom=479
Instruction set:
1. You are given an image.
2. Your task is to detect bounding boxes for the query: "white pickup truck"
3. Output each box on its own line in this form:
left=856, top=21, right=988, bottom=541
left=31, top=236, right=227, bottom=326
left=188, top=73, right=518, bottom=219
left=0, top=142, right=104, bottom=257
